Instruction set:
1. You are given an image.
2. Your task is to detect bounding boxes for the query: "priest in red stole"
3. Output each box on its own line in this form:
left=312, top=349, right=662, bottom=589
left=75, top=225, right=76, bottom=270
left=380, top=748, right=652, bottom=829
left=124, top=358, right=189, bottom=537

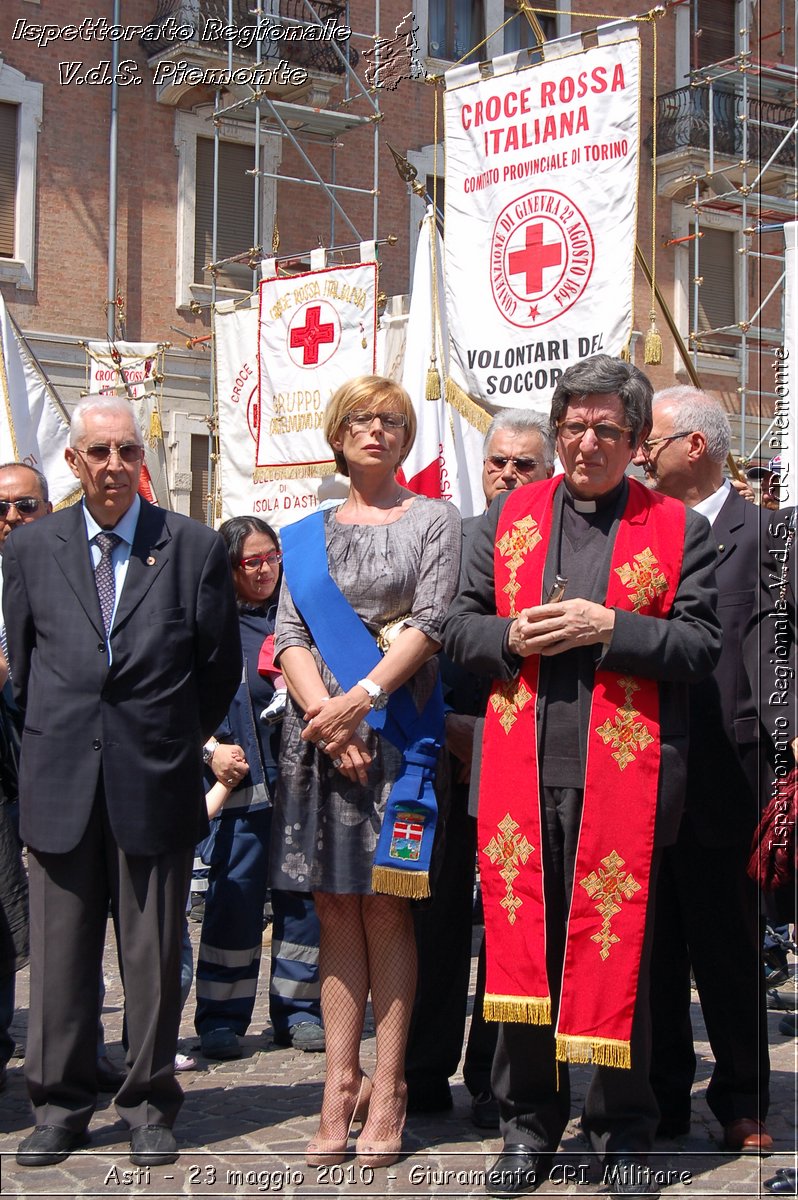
left=443, top=355, right=722, bottom=1200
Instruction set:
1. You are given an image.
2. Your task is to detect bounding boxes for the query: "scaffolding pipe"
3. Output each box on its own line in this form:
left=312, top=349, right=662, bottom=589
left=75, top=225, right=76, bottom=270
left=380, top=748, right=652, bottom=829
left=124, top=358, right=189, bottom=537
left=106, top=0, right=121, bottom=341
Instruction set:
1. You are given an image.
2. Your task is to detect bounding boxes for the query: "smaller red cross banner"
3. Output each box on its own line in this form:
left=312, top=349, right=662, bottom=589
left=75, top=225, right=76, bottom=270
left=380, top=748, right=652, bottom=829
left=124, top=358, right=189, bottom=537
left=289, top=305, right=336, bottom=365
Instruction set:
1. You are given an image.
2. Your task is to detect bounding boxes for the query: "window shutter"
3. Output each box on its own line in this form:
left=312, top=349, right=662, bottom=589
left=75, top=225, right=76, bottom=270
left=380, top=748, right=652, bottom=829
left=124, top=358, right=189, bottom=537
left=0, top=103, right=18, bottom=259
left=190, top=434, right=210, bottom=523
left=194, top=138, right=256, bottom=290
left=690, top=228, right=736, bottom=342
left=695, top=0, right=735, bottom=68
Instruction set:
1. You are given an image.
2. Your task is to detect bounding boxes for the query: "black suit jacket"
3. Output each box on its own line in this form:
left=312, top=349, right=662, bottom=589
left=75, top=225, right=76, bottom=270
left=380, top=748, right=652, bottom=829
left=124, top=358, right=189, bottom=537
left=442, top=479, right=722, bottom=846
left=2, top=500, right=242, bottom=857
left=684, top=486, right=769, bottom=845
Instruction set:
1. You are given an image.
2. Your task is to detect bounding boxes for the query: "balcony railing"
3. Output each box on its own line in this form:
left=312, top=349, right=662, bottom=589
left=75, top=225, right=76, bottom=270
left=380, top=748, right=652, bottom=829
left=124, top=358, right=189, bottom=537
left=654, top=85, right=795, bottom=169
left=145, top=0, right=357, bottom=74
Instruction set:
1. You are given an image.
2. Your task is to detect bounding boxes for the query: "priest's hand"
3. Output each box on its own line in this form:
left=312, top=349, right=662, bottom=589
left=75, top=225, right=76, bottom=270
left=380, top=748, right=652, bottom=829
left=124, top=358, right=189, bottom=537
left=509, top=600, right=616, bottom=657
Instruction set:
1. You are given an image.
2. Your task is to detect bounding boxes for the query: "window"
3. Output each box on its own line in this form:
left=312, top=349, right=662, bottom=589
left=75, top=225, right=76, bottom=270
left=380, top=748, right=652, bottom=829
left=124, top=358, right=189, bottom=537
left=693, top=0, right=736, bottom=69
left=428, top=0, right=485, bottom=62
left=689, top=227, right=737, bottom=355
left=0, top=103, right=17, bottom=258
left=174, top=108, right=280, bottom=309
left=503, top=2, right=556, bottom=55
left=0, top=61, right=42, bottom=290
left=194, top=138, right=257, bottom=291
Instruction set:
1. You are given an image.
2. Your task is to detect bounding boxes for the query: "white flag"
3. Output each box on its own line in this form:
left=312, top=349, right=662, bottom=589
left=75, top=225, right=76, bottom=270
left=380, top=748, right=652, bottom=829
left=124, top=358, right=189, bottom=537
left=0, top=294, right=79, bottom=508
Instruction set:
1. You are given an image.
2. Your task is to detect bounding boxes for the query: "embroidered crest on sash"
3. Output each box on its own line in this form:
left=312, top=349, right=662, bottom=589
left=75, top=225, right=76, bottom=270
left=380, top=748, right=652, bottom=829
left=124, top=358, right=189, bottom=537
left=482, top=813, right=534, bottom=925
left=580, top=850, right=641, bottom=960
left=614, top=547, right=668, bottom=612
left=489, top=677, right=534, bottom=734
left=595, top=676, right=654, bottom=770
left=388, top=809, right=425, bottom=862
left=497, top=516, right=542, bottom=615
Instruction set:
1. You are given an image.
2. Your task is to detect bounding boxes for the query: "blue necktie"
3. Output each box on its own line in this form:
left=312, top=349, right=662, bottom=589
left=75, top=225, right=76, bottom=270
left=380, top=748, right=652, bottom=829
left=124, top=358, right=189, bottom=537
left=94, top=531, right=121, bottom=635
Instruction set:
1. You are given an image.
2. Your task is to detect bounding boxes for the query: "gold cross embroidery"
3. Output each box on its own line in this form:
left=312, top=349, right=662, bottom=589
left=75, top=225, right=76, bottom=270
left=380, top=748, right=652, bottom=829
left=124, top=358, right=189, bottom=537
left=595, top=676, right=654, bottom=770
left=614, top=547, right=668, bottom=612
left=580, top=849, right=641, bottom=960
left=497, top=516, right=542, bottom=615
left=483, top=813, right=534, bottom=925
left=490, top=677, right=534, bottom=734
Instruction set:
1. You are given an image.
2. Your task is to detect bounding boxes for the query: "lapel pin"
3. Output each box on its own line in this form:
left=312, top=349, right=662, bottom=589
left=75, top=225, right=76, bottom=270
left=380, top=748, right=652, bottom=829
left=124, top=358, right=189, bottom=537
left=717, top=544, right=725, bottom=553
left=146, top=555, right=156, bottom=566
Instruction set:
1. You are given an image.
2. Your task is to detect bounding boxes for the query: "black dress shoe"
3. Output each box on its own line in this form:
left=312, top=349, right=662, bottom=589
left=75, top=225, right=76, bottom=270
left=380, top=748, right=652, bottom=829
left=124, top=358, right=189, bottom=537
left=485, top=1145, right=543, bottom=1197
left=96, top=1054, right=127, bottom=1093
left=765, top=1169, right=798, bottom=1195
left=17, top=1125, right=90, bottom=1167
left=129, top=1125, right=179, bottom=1167
left=603, top=1156, right=661, bottom=1198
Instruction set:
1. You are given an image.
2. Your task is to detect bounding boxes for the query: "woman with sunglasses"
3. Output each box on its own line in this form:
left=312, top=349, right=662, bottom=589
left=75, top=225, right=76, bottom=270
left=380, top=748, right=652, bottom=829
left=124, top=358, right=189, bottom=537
left=194, top=516, right=323, bottom=1061
left=271, top=376, right=461, bottom=1168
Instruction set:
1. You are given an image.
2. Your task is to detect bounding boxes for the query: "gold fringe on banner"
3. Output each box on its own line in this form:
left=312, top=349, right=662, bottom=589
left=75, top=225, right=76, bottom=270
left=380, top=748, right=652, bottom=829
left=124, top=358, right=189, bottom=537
left=619, top=343, right=631, bottom=363
left=555, top=1034, right=632, bottom=1069
left=445, top=377, right=492, bottom=434
left=371, top=866, right=431, bottom=899
left=483, top=995, right=552, bottom=1025
left=54, top=486, right=84, bottom=511
left=252, top=462, right=337, bottom=483
left=426, top=365, right=441, bottom=400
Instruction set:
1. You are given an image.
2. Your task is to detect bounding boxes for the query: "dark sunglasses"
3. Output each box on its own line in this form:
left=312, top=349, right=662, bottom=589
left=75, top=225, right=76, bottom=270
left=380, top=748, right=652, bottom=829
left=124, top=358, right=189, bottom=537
left=76, top=443, right=145, bottom=465
left=0, top=497, right=44, bottom=517
left=485, top=454, right=540, bottom=474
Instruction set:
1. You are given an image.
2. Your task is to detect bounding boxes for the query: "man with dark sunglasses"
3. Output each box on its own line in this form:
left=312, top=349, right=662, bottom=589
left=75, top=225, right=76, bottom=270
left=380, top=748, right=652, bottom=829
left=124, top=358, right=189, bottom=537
left=4, top=395, right=241, bottom=1171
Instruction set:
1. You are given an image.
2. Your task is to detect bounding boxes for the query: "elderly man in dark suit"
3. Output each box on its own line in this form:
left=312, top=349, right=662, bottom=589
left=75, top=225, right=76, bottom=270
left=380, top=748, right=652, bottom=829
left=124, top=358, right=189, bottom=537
left=444, top=356, right=721, bottom=1199
left=4, top=396, right=242, bottom=1168
left=633, top=386, right=772, bottom=1153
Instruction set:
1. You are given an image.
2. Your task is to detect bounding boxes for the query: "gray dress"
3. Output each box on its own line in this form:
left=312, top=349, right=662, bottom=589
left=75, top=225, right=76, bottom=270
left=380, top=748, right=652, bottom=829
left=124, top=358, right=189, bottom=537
left=270, top=498, right=462, bottom=894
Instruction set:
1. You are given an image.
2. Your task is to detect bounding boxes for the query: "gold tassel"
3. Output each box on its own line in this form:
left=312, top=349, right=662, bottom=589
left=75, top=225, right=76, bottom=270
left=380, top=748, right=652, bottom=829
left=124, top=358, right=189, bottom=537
left=555, top=1034, right=632, bottom=1069
left=425, top=365, right=441, bottom=401
left=644, top=319, right=663, bottom=366
left=445, top=377, right=492, bottom=434
left=483, top=994, right=552, bottom=1025
left=149, top=408, right=163, bottom=440
left=371, top=866, right=430, bottom=899
left=619, top=343, right=631, bottom=363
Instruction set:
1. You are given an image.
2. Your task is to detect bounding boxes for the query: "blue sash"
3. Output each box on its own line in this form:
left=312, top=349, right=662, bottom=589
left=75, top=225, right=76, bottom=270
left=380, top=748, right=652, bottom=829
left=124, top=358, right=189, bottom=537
left=281, top=510, right=443, bottom=898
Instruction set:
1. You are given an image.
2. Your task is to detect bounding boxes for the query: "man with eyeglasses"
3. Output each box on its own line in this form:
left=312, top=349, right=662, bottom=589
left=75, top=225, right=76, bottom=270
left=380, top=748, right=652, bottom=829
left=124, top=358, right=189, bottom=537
left=406, top=410, right=554, bottom=1130
left=444, top=355, right=721, bottom=1198
left=3, top=395, right=241, bottom=1169
left=632, top=386, right=772, bottom=1155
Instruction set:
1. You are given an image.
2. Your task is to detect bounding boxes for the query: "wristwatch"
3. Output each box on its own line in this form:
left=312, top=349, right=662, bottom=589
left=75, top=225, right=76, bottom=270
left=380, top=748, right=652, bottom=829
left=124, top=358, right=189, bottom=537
left=356, top=677, right=389, bottom=711
left=202, top=738, right=218, bottom=765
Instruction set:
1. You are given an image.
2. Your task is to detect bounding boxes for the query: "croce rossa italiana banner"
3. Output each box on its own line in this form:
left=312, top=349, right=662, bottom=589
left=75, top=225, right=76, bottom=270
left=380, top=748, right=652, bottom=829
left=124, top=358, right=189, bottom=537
left=444, top=22, right=641, bottom=406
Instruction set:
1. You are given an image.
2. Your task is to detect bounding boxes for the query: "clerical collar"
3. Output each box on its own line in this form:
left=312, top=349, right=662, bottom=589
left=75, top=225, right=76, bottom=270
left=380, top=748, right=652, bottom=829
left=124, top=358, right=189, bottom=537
left=562, top=478, right=626, bottom=514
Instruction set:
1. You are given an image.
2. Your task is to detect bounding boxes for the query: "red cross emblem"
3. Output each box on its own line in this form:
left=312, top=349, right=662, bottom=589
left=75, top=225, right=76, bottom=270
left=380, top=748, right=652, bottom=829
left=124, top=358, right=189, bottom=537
left=508, top=223, right=563, bottom=295
left=289, top=305, right=336, bottom=365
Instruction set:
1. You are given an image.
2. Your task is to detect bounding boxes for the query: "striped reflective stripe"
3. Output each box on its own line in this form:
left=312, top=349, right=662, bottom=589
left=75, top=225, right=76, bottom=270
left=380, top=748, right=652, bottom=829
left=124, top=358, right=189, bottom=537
left=270, top=939, right=320, bottom=967
left=198, top=941, right=262, bottom=968
left=269, top=977, right=321, bottom=1000
left=196, top=977, right=258, bottom=1001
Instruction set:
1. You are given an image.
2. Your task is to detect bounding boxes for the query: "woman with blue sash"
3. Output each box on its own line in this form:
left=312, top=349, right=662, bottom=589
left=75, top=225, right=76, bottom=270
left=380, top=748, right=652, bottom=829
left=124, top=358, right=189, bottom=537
left=271, top=376, right=461, bottom=1168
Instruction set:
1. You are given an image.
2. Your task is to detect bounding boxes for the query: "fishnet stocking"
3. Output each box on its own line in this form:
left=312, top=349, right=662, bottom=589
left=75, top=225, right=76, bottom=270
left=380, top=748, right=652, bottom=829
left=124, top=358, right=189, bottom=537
left=360, top=894, right=415, bottom=1143
left=314, top=893, right=370, bottom=1142
left=312, top=893, right=415, bottom=1146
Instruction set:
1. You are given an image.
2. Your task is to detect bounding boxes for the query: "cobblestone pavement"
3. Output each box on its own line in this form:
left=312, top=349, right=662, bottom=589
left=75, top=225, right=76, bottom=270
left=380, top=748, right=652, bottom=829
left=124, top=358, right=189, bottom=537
left=0, top=925, right=794, bottom=1198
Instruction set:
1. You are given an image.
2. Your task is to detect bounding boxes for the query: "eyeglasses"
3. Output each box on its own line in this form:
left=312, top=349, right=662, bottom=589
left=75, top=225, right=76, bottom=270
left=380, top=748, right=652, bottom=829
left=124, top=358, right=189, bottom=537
left=557, top=420, right=632, bottom=445
left=239, top=552, right=282, bottom=572
left=76, top=443, right=145, bottom=465
left=0, top=497, right=43, bottom=517
left=484, top=455, right=541, bottom=475
left=640, top=431, right=692, bottom=454
left=343, top=411, right=408, bottom=431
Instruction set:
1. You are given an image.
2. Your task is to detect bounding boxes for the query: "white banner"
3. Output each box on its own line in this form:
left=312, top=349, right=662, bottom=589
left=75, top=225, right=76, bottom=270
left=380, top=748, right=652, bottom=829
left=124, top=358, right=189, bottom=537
left=399, top=206, right=485, bottom=516
left=444, top=23, right=641, bottom=405
left=778, top=222, right=797, bottom=508
left=86, top=341, right=171, bottom=509
left=256, top=262, right=378, bottom=479
left=0, top=294, right=79, bottom=508
left=215, top=302, right=347, bottom=528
